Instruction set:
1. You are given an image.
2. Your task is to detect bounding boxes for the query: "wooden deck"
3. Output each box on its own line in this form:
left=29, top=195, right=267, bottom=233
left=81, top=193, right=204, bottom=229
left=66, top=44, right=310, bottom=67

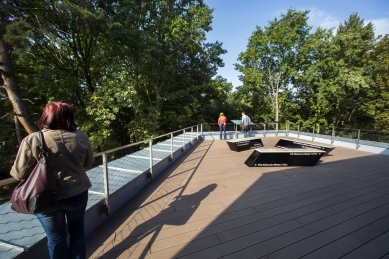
left=85, top=137, right=389, bottom=259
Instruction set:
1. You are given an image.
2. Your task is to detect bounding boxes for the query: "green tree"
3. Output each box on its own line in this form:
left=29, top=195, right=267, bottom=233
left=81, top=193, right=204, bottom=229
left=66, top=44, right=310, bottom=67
left=297, top=13, right=375, bottom=130
left=330, top=13, right=374, bottom=128
left=236, top=9, right=311, bottom=130
left=199, top=75, right=236, bottom=122
left=2, top=0, right=226, bottom=153
left=86, top=0, right=226, bottom=142
left=1, top=3, right=38, bottom=135
left=2, top=0, right=117, bottom=150
left=295, top=27, right=335, bottom=132
left=367, top=35, right=389, bottom=130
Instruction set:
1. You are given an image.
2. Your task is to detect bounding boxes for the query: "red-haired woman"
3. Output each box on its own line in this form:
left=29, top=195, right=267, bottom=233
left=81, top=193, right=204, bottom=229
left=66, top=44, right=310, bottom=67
left=10, top=101, right=94, bottom=259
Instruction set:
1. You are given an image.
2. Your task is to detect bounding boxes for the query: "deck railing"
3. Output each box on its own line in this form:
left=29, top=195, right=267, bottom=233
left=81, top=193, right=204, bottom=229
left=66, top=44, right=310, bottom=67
left=2, top=122, right=388, bottom=194
left=93, top=124, right=202, bottom=215
left=202, top=122, right=389, bottom=149
left=0, top=124, right=203, bottom=215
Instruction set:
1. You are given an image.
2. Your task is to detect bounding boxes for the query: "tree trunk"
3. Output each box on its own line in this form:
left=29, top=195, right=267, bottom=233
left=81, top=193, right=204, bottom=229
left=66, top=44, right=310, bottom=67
left=14, top=114, right=24, bottom=145
left=275, top=91, right=279, bottom=131
left=0, top=32, right=38, bottom=134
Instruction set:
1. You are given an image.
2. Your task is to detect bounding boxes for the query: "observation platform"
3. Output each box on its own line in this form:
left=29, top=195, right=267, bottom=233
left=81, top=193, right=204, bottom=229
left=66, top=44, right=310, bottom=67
left=1, top=131, right=389, bottom=259
left=84, top=137, right=389, bottom=259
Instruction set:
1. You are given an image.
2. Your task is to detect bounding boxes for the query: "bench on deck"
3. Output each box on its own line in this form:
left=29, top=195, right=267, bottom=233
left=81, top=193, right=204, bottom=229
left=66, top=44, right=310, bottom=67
left=226, top=137, right=264, bottom=152
left=275, top=138, right=336, bottom=154
left=245, top=148, right=326, bottom=167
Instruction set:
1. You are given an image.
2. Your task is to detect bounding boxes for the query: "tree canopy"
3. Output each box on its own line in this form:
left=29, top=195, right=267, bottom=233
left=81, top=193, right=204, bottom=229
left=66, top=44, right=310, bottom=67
left=234, top=10, right=387, bottom=133
left=1, top=0, right=228, bottom=180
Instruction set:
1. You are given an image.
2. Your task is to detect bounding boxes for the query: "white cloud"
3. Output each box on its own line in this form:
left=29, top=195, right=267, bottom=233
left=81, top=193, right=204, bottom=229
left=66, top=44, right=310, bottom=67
left=366, top=18, right=389, bottom=37
left=308, top=8, right=340, bottom=30
left=308, top=10, right=389, bottom=37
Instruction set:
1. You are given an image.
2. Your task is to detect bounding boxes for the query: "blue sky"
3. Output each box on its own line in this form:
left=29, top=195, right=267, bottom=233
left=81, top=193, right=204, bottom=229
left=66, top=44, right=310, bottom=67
left=205, top=0, right=389, bottom=88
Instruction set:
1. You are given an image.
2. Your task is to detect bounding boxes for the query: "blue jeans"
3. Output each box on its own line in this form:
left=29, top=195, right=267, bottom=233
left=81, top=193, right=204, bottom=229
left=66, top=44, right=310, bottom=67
left=244, top=126, right=249, bottom=138
left=220, top=125, right=226, bottom=139
left=35, top=190, right=88, bottom=259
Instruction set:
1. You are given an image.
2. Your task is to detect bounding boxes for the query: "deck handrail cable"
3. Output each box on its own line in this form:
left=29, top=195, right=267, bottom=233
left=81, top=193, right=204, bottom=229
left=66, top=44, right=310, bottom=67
left=0, top=124, right=203, bottom=216
left=2, top=123, right=388, bottom=190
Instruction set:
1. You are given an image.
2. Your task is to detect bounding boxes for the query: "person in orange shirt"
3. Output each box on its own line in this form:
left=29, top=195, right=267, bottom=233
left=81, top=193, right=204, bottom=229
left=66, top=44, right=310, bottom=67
left=218, top=112, right=227, bottom=140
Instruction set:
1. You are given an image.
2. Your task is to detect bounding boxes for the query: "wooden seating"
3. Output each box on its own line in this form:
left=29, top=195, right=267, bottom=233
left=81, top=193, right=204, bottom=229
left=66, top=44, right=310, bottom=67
left=226, top=137, right=264, bottom=152
left=245, top=148, right=325, bottom=167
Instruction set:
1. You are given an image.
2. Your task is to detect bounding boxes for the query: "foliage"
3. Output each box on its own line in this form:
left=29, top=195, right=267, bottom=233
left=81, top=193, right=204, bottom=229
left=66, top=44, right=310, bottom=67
left=367, top=35, right=389, bottom=131
left=236, top=9, right=311, bottom=129
left=236, top=10, right=384, bottom=133
left=0, top=0, right=227, bottom=181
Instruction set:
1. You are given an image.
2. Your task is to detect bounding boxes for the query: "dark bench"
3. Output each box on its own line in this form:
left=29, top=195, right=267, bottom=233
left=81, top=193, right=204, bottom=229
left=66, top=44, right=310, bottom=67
left=275, top=138, right=336, bottom=154
left=226, top=137, right=264, bottom=152
left=245, top=148, right=326, bottom=167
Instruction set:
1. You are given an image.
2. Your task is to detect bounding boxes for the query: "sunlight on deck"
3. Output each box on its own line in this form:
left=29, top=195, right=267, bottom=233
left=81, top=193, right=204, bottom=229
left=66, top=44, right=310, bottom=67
left=86, top=137, right=389, bottom=259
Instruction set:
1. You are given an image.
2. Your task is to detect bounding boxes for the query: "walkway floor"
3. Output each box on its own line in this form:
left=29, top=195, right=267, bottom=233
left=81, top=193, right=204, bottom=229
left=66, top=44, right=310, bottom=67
left=85, top=137, right=389, bottom=259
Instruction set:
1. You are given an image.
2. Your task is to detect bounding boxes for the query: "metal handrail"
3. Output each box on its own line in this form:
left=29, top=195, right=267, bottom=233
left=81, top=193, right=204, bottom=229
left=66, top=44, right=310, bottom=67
left=333, top=127, right=385, bottom=133
left=93, top=125, right=201, bottom=157
left=93, top=139, right=148, bottom=158
left=1, top=124, right=203, bottom=189
left=201, top=122, right=389, bottom=147
left=0, top=178, right=17, bottom=187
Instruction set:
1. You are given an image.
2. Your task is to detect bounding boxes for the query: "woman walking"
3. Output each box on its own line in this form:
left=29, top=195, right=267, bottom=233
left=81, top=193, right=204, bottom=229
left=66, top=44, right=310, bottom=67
left=10, top=102, right=94, bottom=259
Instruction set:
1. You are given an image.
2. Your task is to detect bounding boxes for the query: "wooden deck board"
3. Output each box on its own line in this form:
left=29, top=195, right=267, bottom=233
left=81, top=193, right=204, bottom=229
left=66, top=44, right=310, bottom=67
left=266, top=204, right=389, bottom=259
left=341, top=230, right=389, bottom=259
left=301, top=215, right=389, bottom=259
left=86, top=138, right=389, bottom=259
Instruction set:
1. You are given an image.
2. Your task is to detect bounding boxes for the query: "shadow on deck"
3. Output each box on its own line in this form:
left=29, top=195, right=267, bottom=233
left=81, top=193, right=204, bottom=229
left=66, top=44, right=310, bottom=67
left=85, top=137, right=389, bottom=259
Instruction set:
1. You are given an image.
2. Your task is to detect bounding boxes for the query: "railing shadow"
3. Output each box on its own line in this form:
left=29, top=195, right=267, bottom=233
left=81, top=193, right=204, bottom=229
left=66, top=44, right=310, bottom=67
left=116, top=184, right=217, bottom=258
left=85, top=141, right=215, bottom=258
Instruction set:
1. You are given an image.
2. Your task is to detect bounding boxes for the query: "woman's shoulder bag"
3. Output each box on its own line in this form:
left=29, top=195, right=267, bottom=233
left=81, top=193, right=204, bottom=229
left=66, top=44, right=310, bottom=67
left=10, top=131, right=57, bottom=214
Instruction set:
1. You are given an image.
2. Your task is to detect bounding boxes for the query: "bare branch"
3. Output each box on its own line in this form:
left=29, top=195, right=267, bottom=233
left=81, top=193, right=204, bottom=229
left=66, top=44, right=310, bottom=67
left=10, top=6, right=56, bottom=12
left=25, top=52, right=36, bottom=58
left=22, top=99, right=35, bottom=104
left=0, top=113, right=14, bottom=120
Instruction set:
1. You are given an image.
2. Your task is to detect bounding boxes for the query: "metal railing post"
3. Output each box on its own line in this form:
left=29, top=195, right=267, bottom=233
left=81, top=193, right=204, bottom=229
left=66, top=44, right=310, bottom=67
left=298, top=125, right=300, bottom=138
left=331, top=127, right=334, bottom=144
left=101, top=153, right=110, bottom=215
left=201, top=124, right=203, bottom=137
left=312, top=126, right=315, bottom=141
left=170, top=133, right=174, bottom=161
left=197, top=125, right=199, bottom=140
left=286, top=124, right=289, bottom=136
left=149, top=139, right=153, bottom=178
left=264, top=124, right=266, bottom=137
left=357, top=130, right=361, bottom=149
left=183, top=129, right=185, bottom=152
left=191, top=127, right=193, bottom=145
left=276, top=123, right=278, bottom=136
